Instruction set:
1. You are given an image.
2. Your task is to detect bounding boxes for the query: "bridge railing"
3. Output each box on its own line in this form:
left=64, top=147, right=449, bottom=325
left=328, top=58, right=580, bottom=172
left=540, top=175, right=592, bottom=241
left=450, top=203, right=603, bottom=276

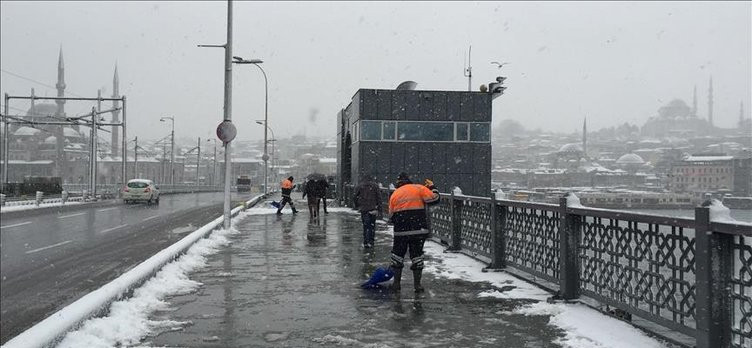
left=343, top=184, right=752, bottom=348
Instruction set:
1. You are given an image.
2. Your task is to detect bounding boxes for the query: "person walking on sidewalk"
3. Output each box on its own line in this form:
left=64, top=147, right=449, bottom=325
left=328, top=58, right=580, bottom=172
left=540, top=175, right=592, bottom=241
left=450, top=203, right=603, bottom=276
left=387, top=172, right=439, bottom=293
left=316, top=178, right=330, bottom=214
left=353, top=174, right=382, bottom=248
left=302, top=177, right=321, bottom=219
left=276, top=176, right=298, bottom=215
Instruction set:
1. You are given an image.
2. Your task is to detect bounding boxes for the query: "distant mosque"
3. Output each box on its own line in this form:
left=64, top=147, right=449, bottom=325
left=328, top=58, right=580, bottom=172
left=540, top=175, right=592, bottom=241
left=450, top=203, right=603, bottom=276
left=6, top=45, right=121, bottom=181
left=641, top=78, right=717, bottom=138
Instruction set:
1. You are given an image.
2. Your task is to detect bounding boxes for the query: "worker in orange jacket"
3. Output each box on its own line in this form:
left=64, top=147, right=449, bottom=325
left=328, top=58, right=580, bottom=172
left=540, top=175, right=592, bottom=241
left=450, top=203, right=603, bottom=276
left=388, top=172, right=439, bottom=292
left=276, top=176, right=298, bottom=215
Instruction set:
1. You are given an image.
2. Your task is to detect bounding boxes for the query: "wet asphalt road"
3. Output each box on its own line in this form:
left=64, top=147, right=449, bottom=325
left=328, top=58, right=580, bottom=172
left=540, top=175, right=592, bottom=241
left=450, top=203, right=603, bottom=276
left=0, top=191, right=251, bottom=344
left=145, top=200, right=562, bottom=347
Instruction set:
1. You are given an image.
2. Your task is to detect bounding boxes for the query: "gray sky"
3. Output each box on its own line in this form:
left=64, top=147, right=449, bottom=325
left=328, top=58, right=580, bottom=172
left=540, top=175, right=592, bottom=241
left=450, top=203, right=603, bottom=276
left=1, top=1, right=750, bottom=142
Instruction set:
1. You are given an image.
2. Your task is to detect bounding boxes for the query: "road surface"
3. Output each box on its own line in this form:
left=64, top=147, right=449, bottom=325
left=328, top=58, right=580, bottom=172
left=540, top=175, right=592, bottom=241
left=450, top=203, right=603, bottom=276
left=0, top=191, right=250, bottom=344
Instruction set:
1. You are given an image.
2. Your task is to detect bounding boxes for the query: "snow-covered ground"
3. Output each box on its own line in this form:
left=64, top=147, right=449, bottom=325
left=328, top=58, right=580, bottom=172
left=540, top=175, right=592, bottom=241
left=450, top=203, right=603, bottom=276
left=423, top=242, right=670, bottom=348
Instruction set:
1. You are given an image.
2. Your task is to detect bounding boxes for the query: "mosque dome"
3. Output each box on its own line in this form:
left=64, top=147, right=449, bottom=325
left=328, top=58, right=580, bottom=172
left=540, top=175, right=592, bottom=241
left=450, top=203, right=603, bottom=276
left=615, top=153, right=645, bottom=165
left=14, top=126, right=41, bottom=136
left=558, top=143, right=583, bottom=153
left=63, top=127, right=83, bottom=138
left=26, top=103, right=58, bottom=117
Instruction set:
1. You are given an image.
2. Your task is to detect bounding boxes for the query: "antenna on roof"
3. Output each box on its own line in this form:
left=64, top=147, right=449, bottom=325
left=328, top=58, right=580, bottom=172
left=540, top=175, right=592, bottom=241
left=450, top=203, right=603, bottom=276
left=463, top=45, right=472, bottom=92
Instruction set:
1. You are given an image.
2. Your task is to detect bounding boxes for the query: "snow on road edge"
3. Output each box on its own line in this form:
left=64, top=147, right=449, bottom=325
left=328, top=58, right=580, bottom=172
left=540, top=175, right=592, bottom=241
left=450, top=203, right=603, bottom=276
left=55, top=205, right=262, bottom=348
left=422, top=241, right=669, bottom=348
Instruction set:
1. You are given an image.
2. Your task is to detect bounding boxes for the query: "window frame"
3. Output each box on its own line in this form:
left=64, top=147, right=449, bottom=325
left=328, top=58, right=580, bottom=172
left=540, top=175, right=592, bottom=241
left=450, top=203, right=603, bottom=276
left=352, top=120, right=491, bottom=143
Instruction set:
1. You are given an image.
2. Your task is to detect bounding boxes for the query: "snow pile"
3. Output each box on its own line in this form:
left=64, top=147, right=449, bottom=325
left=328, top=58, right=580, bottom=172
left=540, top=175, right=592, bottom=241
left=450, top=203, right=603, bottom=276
left=311, top=334, right=390, bottom=348
left=57, top=225, right=239, bottom=348
left=565, top=193, right=583, bottom=208
left=452, top=186, right=463, bottom=195
left=494, top=189, right=505, bottom=200
left=423, top=241, right=669, bottom=348
left=423, top=242, right=549, bottom=301
left=1, top=200, right=83, bottom=213
left=515, top=302, right=666, bottom=348
left=706, top=199, right=737, bottom=223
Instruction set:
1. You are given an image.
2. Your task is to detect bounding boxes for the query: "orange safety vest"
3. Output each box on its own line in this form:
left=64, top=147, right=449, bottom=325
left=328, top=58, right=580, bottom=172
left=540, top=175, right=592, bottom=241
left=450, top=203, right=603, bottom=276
left=281, top=179, right=293, bottom=189
left=389, top=184, right=438, bottom=214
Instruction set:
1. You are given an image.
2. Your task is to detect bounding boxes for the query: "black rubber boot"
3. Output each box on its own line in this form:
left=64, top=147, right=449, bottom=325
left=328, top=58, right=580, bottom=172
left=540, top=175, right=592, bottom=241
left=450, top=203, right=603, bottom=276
left=413, top=269, right=424, bottom=293
left=392, top=268, right=402, bottom=292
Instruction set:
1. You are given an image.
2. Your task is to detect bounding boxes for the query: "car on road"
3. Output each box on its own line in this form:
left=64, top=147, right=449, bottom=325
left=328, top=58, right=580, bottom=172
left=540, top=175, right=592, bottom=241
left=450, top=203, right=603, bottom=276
left=123, top=179, right=160, bottom=204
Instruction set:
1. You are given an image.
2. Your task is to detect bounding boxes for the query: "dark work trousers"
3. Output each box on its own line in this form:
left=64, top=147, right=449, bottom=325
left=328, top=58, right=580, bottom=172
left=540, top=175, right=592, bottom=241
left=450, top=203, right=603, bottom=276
left=390, top=234, right=427, bottom=270
left=360, top=211, right=376, bottom=246
left=278, top=195, right=296, bottom=212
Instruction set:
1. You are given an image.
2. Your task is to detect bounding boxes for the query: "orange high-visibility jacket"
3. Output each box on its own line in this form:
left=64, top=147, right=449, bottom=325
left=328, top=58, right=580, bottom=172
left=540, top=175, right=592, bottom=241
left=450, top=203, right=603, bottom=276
left=389, top=184, right=439, bottom=214
left=281, top=179, right=293, bottom=189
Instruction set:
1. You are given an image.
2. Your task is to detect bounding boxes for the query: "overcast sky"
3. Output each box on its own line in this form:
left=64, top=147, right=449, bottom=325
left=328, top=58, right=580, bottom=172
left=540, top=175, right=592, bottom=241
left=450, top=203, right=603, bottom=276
left=1, top=1, right=750, bottom=143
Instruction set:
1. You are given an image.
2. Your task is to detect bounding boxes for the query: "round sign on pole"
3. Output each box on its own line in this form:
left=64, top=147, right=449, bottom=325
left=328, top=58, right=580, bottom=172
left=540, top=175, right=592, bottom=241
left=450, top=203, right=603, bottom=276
left=216, top=120, right=237, bottom=143
left=262, top=154, right=270, bottom=161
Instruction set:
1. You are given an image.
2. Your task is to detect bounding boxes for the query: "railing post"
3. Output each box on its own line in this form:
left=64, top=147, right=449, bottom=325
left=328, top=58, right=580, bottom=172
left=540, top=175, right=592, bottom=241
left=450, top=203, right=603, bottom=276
left=558, top=196, right=580, bottom=300
left=448, top=189, right=463, bottom=251
left=484, top=192, right=506, bottom=270
left=695, top=203, right=733, bottom=348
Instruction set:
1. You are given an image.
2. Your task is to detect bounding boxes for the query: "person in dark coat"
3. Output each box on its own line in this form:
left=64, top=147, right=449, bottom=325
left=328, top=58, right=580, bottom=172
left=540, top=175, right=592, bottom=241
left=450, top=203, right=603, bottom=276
left=316, top=179, right=330, bottom=214
left=353, top=174, right=382, bottom=248
left=302, top=178, right=321, bottom=219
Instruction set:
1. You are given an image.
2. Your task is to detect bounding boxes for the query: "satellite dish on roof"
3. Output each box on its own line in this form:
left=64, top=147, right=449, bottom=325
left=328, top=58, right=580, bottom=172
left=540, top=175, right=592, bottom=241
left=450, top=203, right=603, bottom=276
left=395, top=81, right=417, bottom=90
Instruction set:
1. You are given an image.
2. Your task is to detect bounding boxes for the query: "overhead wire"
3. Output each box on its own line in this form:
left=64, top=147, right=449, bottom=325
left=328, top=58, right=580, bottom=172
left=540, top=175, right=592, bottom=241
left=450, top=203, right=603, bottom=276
left=0, top=68, right=87, bottom=98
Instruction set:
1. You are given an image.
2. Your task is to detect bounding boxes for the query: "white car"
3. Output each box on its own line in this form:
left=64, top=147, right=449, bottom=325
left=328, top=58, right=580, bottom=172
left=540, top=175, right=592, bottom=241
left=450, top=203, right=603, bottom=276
left=123, top=179, right=160, bottom=204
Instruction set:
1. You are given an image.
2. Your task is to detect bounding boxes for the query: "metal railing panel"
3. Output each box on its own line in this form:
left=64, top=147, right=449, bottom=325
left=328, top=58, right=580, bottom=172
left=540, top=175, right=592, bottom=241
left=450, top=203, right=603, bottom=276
left=429, top=195, right=454, bottom=244
left=503, top=204, right=561, bottom=283
left=731, top=235, right=752, bottom=348
left=458, top=199, right=493, bottom=259
left=578, top=214, right=697, bottom=333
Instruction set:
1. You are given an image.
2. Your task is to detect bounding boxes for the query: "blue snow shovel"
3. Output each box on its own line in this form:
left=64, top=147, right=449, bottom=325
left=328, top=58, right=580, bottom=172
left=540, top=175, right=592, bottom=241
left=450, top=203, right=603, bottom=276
left=270, top=201, right=281, bottom=209
left=361, top=267, right=394, bottom=288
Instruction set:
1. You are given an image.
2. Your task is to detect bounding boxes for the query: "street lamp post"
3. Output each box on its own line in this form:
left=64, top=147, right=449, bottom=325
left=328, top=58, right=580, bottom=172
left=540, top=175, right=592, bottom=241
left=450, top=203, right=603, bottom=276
left=233, top=57, right=267, bottom=193
left=198, top=0, right=234, bottom=229
left=160, top=116, right=175, bottom=185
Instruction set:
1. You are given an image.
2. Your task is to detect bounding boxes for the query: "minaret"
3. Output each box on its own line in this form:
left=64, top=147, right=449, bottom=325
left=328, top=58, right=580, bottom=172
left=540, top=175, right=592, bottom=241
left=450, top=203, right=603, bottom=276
left=707, top=77, right=714, bottom=127
left=55, top=45, right=66, bottom=117
left=691, top=85, right=697, bottom=117
left=111, top=64, right=120, bottom=157
left=54, top=45, right=66, bottom=177
left=582, top=117, right=587, bottom=158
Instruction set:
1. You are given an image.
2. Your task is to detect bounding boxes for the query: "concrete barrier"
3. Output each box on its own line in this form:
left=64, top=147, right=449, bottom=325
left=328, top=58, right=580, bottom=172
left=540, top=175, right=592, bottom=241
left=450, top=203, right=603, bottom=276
left=2, top=193, right=270, bottom=348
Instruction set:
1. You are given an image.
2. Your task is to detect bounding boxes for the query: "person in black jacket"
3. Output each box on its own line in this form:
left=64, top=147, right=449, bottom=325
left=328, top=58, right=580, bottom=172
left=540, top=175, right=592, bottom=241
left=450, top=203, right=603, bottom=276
left=316, top=179, right=330, bottom=214
left=353, top=174, right=382, bottom=248
left=302, top=178, right=321, bottom=219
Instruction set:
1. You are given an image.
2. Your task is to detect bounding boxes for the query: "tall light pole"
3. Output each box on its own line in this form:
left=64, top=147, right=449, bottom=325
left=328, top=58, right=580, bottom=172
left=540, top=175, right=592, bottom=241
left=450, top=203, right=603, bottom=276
left=160, top=116, right=175, bottom=185
left=255, top=120, right=274, bottom=190
left=198, top=0, right=234, bottom=229
left=233, top=57, right=267, bottom=193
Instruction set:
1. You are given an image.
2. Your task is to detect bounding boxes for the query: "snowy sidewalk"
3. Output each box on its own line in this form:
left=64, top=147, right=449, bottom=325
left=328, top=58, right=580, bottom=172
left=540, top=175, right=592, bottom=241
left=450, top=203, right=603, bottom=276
left=60, top=197, right=675, bottom=347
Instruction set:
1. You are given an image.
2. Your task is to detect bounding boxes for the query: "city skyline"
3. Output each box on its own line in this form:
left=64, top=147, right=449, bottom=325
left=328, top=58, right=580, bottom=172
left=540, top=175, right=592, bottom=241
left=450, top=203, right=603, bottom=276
left=1, top=1, right=750, bottom=143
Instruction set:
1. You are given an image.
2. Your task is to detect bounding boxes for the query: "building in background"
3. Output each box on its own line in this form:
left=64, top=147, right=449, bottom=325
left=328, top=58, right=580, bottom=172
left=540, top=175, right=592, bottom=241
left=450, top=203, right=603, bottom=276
left=337, top=84, right=493, bottom=196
